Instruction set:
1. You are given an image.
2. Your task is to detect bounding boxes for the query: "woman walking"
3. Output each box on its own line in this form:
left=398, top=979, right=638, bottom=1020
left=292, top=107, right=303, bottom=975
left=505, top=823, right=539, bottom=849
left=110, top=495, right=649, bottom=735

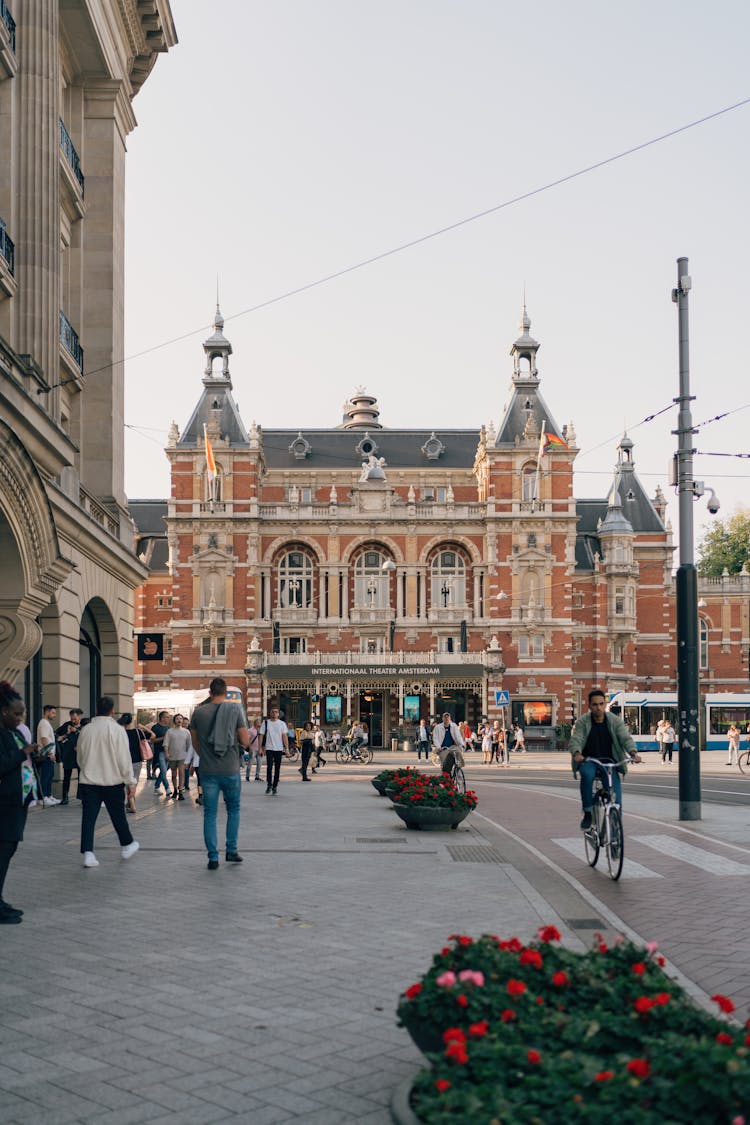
left=0, top=682, right=37, bottom=923
left=164, top=714, right=191, bottom=800
left=481, top=722, right=492, bottom=764
left=300, top=721, right=315, bottom=781
left=245, top=718, right=262, bottom=782
left=118, top=713, right=144, bottom=814
left=416, top=719, right=430, bottom=760
left=727, top=723, right=741, bottom=767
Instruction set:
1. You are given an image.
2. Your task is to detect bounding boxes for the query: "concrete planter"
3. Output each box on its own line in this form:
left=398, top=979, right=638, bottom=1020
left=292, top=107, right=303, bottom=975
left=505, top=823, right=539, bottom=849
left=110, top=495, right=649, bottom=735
left=392, top=803, right=471, bottom=831
left=371, top=777, right=388, bottom=796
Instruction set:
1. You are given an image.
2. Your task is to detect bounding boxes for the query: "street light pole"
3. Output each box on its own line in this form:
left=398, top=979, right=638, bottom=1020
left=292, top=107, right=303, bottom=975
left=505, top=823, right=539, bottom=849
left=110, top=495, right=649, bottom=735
left=672, top=256, right=701, bottom=821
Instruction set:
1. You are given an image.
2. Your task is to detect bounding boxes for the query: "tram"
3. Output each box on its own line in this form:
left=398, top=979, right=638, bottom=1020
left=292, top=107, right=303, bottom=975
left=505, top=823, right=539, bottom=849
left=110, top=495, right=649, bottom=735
left=607, top=691, right=750, bottom=753
left=704, top=693, right=750, bottom=751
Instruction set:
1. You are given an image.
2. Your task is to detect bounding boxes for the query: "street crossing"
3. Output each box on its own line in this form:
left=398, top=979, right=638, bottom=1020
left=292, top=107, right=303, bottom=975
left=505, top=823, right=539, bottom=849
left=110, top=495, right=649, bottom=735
left=551, top=833, right=750, bottom=878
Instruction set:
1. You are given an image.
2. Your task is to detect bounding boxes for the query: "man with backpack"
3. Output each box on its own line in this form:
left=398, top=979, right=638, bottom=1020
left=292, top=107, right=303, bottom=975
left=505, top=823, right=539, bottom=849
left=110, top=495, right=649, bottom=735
left=189, top=679, right=249, bottom=870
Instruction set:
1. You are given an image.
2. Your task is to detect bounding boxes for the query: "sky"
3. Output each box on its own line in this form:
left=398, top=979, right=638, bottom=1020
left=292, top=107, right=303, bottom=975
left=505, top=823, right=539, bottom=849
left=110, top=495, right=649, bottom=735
left=123, top=0, right=750, bottom=553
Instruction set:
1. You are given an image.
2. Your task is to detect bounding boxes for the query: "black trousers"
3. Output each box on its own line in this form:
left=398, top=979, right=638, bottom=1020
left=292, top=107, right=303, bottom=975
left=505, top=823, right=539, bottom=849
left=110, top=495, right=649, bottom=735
left=79, top=783, right=133, bottom=853
left=300, top=745, right=313, bottom=779
left=266, top=751, right=282, bottom=790
left=0, top=840, right=19, bottom=900
left=62, top=767, right=79, bottom=799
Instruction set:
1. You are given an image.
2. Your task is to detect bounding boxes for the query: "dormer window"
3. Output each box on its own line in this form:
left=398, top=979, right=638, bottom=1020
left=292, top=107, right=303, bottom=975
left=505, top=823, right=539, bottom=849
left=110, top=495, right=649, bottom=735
left=421, top=432, right=445, bottom=461
left=355, top=432, right=378, bottom=458
left=289, top=432, right=312, bottom=460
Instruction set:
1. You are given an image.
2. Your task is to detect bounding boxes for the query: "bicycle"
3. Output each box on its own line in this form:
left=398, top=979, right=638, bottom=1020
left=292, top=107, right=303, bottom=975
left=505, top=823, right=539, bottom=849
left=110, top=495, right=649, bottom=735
left=737, top=747, right=750, bottom=776
left=449, top=758, right=466, bottom=795
left=335, top=739, right=374, bottom=765
left=579, top=756, right=635, bottom=881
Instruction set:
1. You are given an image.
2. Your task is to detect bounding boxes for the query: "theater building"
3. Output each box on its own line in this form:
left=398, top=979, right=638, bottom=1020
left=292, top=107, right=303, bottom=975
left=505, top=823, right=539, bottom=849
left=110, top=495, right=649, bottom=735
left=131, top=306, right=749, bottom=746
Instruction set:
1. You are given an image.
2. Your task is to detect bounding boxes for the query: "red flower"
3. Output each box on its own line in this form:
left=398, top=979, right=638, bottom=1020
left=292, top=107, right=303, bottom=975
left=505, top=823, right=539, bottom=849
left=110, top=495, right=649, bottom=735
left=626, top=1059, right=650, bottom=1079
left=527, top=1050, right=541, bottom=1064
left=468, top=1021, right=489, bottom=1037
left=598, top=943, right=608, bottom=953
left=631, top=962, right=647, bottom=976
left=445, top=1041, right=469, bottom=1064
left=520, top=949, right=543, bottom=969
left=455, top=993, right=468, bottom=1008
left=442, top=1027, right=466, bottom=1044
left=501, top=1008, right=516, bottom=1022
left=654, top=992, right=671, bottom=1006
left=552, top=971, right=569, bottom=987
left=404, top=983, right=422, bottom=1000
left=440, top=947, right=450, bottom=956
left=656, top=955, right=666, bottom=967
left=538, top=925, right=561, bottom=943
left=507, top=979, right=527, bottom=995
left=634, top=996, right=657, bottom=1013
left=594, top=1071, right=614, bottom=1082
left=716, top=1032, right=734, bottom=1046
left=535, top=996, right=544, bottom=1005
left=435, top=1079, right=451, bottom=1093
left=745, top=1034, right=750, bottom=1047
left=711, top=994, right=736, bottom=1014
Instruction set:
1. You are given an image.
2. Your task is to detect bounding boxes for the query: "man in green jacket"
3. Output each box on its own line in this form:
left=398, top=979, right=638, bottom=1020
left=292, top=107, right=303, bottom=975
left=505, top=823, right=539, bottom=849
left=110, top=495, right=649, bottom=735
left=569, top=689, right=640, bottom=830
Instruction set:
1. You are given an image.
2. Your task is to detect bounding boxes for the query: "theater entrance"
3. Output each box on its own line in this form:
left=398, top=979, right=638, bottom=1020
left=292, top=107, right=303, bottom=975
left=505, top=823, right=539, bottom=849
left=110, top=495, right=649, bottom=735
left=359, top=691, right=384, bottom=748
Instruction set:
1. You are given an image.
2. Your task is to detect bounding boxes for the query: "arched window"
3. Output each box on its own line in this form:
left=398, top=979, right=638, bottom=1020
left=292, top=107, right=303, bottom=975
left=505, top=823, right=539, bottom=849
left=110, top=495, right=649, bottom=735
left=699, top=618, right=709, bottom=670
left=277, top=550, right=314, bottom=608
left=522, top=463, right=537, bottom=502
left=354, top=549, right=390, bottom=608
left=430, top=549, right=466, bottom=608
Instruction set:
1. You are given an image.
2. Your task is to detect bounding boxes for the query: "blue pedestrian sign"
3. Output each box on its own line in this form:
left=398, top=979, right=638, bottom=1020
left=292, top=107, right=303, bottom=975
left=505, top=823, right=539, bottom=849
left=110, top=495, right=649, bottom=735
left=494, top=690, right=510, bottom=706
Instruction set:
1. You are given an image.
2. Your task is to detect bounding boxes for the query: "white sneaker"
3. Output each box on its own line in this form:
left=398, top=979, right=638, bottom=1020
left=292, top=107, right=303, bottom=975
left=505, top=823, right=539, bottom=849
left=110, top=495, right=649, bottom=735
left=83, top=852, right=99, bottom=868
left=28, top=799, right=38, bottom=808
left=43, top=796, right=60, bottom=806
left=121, top=841, right=140, bottom=860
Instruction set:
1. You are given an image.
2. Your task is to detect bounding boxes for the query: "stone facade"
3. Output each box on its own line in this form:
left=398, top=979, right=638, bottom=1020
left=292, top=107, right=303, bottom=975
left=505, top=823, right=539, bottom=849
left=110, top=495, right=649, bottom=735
left=0, top=0, right=176, bottom=718
left=132, top=307, right=750, bottom=746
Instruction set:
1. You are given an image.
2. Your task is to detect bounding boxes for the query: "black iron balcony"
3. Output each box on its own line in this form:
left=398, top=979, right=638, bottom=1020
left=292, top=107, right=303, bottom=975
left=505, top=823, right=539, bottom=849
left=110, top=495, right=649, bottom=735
left=0, top=220, right=13, bottom=276
left=60, top=310, right=84, bottom=371
left=59, top=118, right=84, bottom=195
left=0, top=1, right=15, bottom=52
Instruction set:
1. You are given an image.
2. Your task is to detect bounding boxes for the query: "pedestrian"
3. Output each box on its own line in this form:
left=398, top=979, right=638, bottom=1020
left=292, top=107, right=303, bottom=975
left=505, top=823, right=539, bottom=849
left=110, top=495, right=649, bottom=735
left=117, top=713, right=144, bottom=814
left=184, top=740, right=202, bottom=805
left=490, top=720, right=501, bottom=765
left=76, top=697, right=140, bottom=869
left=164, top=714, right=191, bottom=800
left=432, top=712, right=465, bottom=776
left=661, top=721, right=676, bottom=764
left=35, top=703, right=59, bottom=806
left=56, top=708, right=84, bottom=804
left=481, top=722, right=492, bottom=764
left=260, top=706, right=289, bottom=795
left=189, top=678, right=249, bottom=869
left=655, top=719, right=665, bottom=761
left=312, top=724, right=327, bottom=770
left=149, top=710, right=172, bottom=798
left=299, top=721, right=314, bottom=781
left=0, top=681, right=38, bottom=924
left=726, top=723, right=741, bottom=767
left=512, top=724, right=526, bottom=755
left=245, top=717, right=262, bottom=782
left=416, top=718, right=430, bottom=760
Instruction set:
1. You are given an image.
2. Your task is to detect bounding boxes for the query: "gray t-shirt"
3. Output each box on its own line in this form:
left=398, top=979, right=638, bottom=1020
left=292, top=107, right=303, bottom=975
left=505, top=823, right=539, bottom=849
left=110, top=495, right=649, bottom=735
left=189, top=701, right=246, bottom=776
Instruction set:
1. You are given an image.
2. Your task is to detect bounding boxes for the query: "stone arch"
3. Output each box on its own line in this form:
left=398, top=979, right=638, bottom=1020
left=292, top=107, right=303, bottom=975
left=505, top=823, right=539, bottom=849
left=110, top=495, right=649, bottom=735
left=262, top=535, right=326, bottom=566
left=0, top=422, right=72, bottom=681
left=418, top=535, right=482, bottom=566
left=341, top=535, right=403, bottom=566
left=79, top=597, right=120, bottom=715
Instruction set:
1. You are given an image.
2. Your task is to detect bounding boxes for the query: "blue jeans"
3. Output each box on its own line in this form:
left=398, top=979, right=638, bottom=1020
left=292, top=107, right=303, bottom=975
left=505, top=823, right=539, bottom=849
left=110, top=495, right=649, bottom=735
left=201, top=773, right=241, bottom=861
left=579, top=759, right=622, bottom=811
left=153, top=751, right=170, bottom=792
left=39, top=758, right=55, bottom=798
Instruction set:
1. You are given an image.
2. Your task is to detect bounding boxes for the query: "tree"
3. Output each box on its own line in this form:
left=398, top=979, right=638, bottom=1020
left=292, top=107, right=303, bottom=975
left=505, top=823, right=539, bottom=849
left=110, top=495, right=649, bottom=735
left=697, top=509, right=750, bottom=577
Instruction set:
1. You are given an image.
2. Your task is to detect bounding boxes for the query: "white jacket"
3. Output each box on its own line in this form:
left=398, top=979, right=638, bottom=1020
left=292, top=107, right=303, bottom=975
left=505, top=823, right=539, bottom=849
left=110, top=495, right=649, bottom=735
left=77, top=716, right=135, bottom=787
left=432, top=721, right=465, bottom=751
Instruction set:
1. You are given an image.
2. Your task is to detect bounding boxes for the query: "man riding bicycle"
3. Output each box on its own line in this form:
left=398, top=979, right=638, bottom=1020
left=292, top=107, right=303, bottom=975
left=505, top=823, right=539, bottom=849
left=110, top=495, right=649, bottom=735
left=570, top=689, right=640, bottom=830
left=347, top=721, right=368, bottom=759
left=432, top=712, right=465, bottom=776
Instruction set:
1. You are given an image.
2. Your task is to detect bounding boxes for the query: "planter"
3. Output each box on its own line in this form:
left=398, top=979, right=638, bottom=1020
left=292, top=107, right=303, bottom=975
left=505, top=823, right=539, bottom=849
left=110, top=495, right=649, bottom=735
left=390, top=1075, right=421, bottom=1125
left=392, top=803, right=470, bottom=831
left=399, top=1012, right=443, bottom=1055
left=385, top=786, right=399, bottom=801
left=371, top=777, right=388, bottom=796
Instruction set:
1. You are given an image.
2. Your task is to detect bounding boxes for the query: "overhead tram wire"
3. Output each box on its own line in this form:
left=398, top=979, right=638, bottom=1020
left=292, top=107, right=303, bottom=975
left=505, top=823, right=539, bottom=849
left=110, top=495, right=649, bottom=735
left=41, top=95, right=750, bottom=396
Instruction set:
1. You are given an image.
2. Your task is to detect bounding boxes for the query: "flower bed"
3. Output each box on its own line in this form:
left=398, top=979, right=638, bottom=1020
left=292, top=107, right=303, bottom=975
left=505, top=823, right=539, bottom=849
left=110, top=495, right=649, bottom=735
left=373, top=767, right=421, bottom=796
left=397, top=928, right=750, bottom=1123
left=395, top=773, right=478, bottom=812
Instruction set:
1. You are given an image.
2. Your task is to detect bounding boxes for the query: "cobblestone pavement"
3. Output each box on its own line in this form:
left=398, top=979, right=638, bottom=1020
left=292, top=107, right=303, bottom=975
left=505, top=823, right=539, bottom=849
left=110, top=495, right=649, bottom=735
left=1, top=753, right=745, bottom=1123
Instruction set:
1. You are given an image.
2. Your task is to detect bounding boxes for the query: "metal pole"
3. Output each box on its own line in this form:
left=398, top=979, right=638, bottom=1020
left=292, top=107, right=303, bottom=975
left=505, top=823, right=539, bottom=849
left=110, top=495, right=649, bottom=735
left=673, top=256, right=701, bottom=820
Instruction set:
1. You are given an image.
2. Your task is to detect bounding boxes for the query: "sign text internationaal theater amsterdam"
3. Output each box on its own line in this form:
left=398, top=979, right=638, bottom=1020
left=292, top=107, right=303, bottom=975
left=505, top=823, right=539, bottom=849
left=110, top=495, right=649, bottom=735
left=264, top=663, right=486, bottom=680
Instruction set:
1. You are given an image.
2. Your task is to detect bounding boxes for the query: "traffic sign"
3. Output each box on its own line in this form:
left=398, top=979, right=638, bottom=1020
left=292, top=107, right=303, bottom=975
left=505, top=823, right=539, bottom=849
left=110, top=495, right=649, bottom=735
left=494, top=690, right=510, bottom=706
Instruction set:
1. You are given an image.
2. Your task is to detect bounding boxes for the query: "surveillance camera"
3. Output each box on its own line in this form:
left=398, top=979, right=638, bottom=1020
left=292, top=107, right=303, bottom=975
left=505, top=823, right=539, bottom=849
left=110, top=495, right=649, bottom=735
left=706, top=488, right=720, bottom=515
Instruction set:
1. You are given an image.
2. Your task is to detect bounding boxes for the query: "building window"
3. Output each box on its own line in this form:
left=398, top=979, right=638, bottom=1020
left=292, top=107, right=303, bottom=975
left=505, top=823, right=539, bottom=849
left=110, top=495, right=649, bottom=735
left=282, top=636, right=307, bottom=654
left=699, top=618, right=708, bottom=670
left=360, top=636, right=386, bottom=654
left=522, top=463, right=537, bottom=502
left=201, top=636, right=211, bottom=658
left=572, top=636, right=582, bottom=654
left=573, top=592, right=584, bottom=609
left=613, top=641, right=624, bottom=665
left=614, top=586, right=625, bottom=615
left=518, top=635, right=543, bottom=659
left=431, top=549, right=467, bottom=608
left=156, top=595, right=172, bottom=609
left=287, top=486, right=312, bottom=503
left=165, top=636, right=172, bottom=656
left=201, top=635, right=226, bottom=659
left=205, top=467, right=222, bottom=502
left=215, top=636, right=226, bottom=657
left=354, top=550, right=390, bottom=608
left=422, top=487, right=435, bottom=502
left=278, top=550, right=314, bottom=608
left=527, top=533, right=537, bottom=549
left=436, top=486, right=447, bottom=503
left=437, top=636, right=458, bottom=653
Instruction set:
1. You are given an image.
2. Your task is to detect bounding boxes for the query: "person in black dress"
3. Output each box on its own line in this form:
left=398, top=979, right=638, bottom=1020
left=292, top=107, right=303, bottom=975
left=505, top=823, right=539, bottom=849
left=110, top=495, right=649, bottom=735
left=0, top=681, right=37, bottom=923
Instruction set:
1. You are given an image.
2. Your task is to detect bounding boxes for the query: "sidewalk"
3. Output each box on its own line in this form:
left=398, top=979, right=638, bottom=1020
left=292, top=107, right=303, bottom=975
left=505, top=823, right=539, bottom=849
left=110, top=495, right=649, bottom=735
left=0, top=755, right=744, bottom=1123
left=0, top=763, right=574, bottom=1125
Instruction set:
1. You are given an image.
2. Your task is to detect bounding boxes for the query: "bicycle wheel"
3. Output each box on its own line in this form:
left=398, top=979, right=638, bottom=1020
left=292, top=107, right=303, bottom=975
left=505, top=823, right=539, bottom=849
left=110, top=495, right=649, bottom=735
left=583, top=795, right=602, bottom=867
left=605, top=805, right=624, bottom=881
left=738, top=750, right=750, bottom=776
left=363, top=747, right=374, bottom=764
left=452, top=767, right=466, bottom=795
left=335, top=748, right=349, bottom=764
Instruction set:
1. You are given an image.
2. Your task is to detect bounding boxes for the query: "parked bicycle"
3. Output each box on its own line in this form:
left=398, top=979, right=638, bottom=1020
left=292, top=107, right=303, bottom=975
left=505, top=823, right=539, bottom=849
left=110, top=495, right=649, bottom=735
left=581, top=756, right=636, bottom=881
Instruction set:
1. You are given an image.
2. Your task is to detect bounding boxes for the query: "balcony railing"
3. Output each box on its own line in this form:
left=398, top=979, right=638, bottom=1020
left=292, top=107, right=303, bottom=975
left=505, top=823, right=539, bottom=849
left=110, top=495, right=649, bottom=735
left=59, top=118, right=85, bottom=195
left=0, top=220, right=13, bottom=276
left=0, top=0, right=15, bottom=52
left=60, top=310, right=84, bottom=370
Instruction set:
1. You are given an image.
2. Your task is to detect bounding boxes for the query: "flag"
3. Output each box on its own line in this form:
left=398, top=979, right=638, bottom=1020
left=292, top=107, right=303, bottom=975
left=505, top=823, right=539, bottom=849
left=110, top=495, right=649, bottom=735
left=538, top=430, right=568, bottom=458
left=203, top=424, right=217, bottom=483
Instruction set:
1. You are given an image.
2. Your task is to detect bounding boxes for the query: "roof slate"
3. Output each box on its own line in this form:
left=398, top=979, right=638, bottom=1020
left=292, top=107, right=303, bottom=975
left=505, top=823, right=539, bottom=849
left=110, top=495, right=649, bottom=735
left=261, top=429, right=481, bottom=470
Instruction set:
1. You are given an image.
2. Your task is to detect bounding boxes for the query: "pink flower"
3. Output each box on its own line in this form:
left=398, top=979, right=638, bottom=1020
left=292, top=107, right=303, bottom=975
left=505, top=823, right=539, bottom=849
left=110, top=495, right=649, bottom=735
left=458, top=970, right=485, bottom=986
left=645, top=941, right=659, bottom=954
left=731, top=1117, right=745, bottom=1125
left=436, top=971, right=457, bottom=988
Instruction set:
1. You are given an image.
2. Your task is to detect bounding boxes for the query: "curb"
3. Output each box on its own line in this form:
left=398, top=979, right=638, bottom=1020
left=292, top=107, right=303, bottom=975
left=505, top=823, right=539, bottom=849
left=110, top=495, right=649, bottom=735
left=390, top=1074, right=422, bottom=1125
